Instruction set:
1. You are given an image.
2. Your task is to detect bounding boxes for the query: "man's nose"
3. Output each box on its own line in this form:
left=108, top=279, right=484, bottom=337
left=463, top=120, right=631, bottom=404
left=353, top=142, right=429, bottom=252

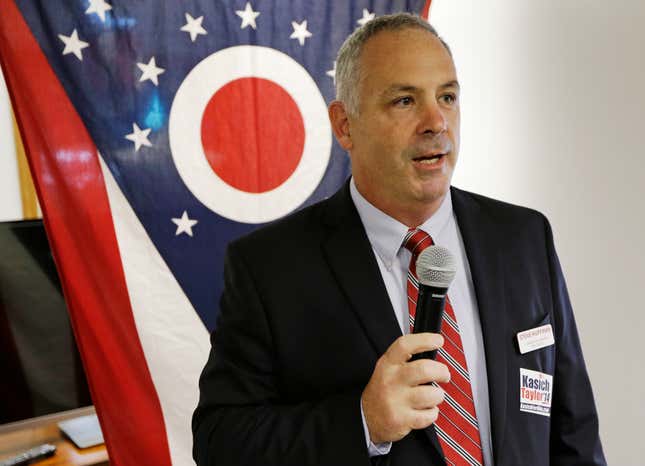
left=418, top=101, right=447, bottom=135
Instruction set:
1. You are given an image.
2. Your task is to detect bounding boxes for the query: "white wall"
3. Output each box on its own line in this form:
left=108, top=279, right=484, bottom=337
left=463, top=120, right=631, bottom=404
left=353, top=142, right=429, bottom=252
left=0, top=66, right=22, bottom=222
left=432, top=1, right=644, bottom=464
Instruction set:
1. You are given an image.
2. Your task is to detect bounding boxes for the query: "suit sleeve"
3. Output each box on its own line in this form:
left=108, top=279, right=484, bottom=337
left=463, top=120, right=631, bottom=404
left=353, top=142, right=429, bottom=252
left=543, top=217, right=606, bottom=465
left=192, top=242, right=372, bottom=466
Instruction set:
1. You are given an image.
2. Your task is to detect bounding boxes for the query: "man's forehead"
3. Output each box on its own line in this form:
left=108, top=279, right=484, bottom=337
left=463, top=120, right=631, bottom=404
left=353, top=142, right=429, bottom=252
left=358, top=32, right=458, bottom=92
left=361, top=26, right=450, bottom=57
left=381, top=80, right=460, bottom=97
left=359, top=28, right=455, bottom=75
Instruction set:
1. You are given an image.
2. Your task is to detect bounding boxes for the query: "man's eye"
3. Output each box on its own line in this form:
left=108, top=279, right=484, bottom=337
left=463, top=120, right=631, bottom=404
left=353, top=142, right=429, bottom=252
left=394, top=96, right=414, bottom=106
left=440, top=93, right=457, bottom=105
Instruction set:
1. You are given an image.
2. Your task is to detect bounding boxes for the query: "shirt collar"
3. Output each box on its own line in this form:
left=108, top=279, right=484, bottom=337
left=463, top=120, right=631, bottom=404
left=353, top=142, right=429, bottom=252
left=349, top=178, right=454, bottom=270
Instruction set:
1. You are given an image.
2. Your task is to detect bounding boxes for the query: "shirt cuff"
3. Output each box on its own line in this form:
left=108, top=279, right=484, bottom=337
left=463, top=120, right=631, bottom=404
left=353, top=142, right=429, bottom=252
left=360, top=399, right=392, bottom=456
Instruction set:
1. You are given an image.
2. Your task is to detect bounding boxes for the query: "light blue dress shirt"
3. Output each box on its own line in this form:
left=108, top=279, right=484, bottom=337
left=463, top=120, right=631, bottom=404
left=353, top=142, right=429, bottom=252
left=350, top=179, right=494, bottom=465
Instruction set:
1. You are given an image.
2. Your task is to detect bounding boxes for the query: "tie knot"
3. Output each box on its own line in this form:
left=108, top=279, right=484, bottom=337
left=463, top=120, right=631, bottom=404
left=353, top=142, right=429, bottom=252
left=402, top=228, right=433, bottom=256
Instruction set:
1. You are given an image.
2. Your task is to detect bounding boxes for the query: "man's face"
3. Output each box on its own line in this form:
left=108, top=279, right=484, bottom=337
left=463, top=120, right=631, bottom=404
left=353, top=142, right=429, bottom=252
left=343, top=28, right=460, bottom=221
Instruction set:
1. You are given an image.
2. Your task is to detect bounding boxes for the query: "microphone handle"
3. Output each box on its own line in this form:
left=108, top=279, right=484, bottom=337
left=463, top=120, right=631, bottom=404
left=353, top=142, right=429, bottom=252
left=411, top=284, right=448, bottom=361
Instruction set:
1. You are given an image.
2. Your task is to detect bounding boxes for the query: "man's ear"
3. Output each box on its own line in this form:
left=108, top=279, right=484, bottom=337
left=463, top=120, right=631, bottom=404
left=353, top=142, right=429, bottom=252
left=328, top=101, right=353, bottom=151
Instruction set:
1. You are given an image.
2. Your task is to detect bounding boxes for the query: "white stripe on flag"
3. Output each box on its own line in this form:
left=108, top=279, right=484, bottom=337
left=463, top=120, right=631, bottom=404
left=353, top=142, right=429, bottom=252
left=101, top=157, right=210, bottom=466
left=0, top=68, right=22, bottom=221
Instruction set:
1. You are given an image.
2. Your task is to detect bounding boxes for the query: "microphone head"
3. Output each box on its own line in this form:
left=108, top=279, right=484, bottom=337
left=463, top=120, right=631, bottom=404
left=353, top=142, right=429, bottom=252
left=416, top=245, right=457, bottom=288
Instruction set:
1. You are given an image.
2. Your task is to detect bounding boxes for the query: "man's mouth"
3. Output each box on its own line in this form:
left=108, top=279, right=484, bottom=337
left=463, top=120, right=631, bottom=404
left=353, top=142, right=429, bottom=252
left=412, top=153, right=446, bottom=165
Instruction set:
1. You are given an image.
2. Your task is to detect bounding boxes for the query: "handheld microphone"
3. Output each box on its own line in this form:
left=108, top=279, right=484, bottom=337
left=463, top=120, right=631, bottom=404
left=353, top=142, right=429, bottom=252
left=411, top=245, right=457, bottom=360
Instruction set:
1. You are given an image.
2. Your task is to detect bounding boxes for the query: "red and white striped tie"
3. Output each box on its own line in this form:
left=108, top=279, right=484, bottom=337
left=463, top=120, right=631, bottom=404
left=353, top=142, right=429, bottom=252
left=403, top=228, right=484, bottom=466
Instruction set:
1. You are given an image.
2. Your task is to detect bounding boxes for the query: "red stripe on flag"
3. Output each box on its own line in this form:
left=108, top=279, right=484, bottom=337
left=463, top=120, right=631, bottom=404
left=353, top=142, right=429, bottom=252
left=422, top=0, right=433, bottom=20
left=0, top=2, right=172, bottom=465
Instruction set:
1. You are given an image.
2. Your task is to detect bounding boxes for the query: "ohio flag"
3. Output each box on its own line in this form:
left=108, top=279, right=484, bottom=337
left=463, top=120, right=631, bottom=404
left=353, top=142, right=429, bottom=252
left=0, top=1, right=430, bottom=464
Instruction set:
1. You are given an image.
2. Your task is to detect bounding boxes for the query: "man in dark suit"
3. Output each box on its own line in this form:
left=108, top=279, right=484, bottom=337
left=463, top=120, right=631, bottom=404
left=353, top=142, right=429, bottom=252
left=193, top=13, right=605, bottom=466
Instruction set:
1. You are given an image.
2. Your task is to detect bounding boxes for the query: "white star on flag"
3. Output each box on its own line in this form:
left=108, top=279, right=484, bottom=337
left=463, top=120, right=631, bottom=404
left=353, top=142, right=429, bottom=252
left=236, top=2, right=260, bottom=30
left=326, top=61, right=336, bottom=83
left=85, top=0, right=112, bottom=22
left=137, top=57, right=165, bottom=86
left=125, top=123, right=152, bottom=151
left=180, top=13, right=207, bottom=42
left=290, top=20, right=312, bottom=46
left=357, top=9, right=375, bottom=27
left=58, top=29, right=89, bottom=61
left=171, top=211, right=198, bottom=237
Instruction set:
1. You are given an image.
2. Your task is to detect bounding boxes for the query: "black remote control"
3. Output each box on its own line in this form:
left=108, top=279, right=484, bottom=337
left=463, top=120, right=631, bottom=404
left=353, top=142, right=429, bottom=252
left=0, top=443, right=56, bottom=466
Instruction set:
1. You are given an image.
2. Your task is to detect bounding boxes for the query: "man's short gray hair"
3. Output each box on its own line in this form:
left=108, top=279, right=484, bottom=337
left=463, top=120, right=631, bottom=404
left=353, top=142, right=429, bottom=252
left=335, top=12, right=451, bottom=116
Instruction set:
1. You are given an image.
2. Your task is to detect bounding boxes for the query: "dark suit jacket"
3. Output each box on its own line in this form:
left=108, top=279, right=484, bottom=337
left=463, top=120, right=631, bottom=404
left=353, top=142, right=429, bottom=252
left=193, top=183, right=606, bottom=466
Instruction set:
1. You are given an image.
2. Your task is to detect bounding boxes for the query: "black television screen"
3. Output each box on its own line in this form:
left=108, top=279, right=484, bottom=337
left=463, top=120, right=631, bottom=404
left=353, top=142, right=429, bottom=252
left=0, top=219, right=91, bottom=424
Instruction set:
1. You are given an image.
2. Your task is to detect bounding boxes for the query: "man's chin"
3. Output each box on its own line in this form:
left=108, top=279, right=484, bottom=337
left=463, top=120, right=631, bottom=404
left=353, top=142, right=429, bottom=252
left=414, top=178, right=451, bottom=204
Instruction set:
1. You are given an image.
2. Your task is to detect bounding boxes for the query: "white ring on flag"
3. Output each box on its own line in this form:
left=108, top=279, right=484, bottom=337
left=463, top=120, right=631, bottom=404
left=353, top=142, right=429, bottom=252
left=169, top=45, right=331, bottom=224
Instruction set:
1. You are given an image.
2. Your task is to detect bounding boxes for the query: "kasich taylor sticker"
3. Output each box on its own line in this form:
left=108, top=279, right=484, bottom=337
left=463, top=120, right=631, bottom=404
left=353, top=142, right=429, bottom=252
left=520, top=368, right=553, bottom=417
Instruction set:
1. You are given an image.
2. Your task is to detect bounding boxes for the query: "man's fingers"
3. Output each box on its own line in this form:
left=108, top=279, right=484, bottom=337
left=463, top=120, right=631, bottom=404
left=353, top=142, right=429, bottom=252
left=409, top=406, right=440, bottom=430
left=364, top=335, right=450, bottom=443
left=408, top=384, right=445, bottom=409
left=402, top=359, right=451, bottom=386
left=384, top=333, right=444, bottom=364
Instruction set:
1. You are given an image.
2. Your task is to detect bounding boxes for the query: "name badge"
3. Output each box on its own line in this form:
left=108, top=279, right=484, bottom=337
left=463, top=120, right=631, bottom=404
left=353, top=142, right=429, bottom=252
left=516, top=324, right=555, bottom=354
left=519, top=368, right=553, bottom=417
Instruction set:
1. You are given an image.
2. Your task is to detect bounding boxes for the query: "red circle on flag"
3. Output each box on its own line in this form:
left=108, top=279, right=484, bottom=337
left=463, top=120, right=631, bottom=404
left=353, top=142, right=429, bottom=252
left=200, top=77, right=305, bottom=194
left=169, top=45, right=332, bottom=223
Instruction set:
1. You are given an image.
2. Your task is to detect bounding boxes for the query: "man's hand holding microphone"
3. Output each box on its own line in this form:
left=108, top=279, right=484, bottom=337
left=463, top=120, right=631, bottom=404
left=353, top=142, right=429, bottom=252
left=362, top=245, right=458, bottom=444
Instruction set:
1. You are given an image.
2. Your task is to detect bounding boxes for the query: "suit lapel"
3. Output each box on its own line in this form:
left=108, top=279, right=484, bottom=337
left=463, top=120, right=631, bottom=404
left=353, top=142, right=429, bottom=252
left=451, top=187, right=508, bottom=465
left=322, top=183, right=446, bottom=464
left=321, top=182, right=402, bottom=357
left=322, top=185, right=513, bottom=464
